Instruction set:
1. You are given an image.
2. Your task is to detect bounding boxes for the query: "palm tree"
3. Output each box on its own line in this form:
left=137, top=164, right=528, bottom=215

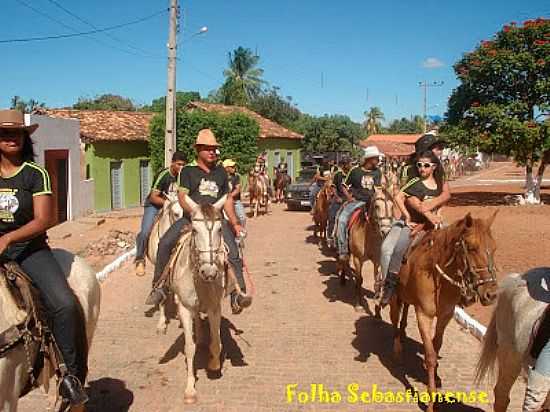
left=222, top=47, right=265, bottom=105
left=363, top=107, right=384, bottom=135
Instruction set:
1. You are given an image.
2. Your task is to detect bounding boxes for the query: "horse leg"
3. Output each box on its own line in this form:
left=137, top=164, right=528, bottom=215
left=493, top=345, right=521, bottom=412
left=206, top=306, right=222, bottom=372
left=432, top=306, right=454, bottom=389
left=337, top=258, right=346, bottom=285
left=390, top=297, right=404, bottom=362
left=416, top=308, right=438, bottom=412
left=177, top=302, right=198, bottom=404
left=156, top=301, right=168, bottom=335
left=352, top=256, right=364, bottom=312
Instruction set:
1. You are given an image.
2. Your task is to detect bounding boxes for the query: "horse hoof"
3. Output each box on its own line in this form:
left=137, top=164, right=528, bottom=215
left=156, top=326, right=168, bottom=335
left=183, top=394, right=198, bottom=404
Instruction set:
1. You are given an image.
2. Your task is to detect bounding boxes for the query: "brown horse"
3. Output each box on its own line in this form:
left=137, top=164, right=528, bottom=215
left=390, top=211, right=499, bottom=412
left=313, top=182, right=333, bottom=241
left=274, top=170, right=291, bottom=203
left=248, top=172, right=269, bottom=217
left=338, top=188, right=394, bottom=312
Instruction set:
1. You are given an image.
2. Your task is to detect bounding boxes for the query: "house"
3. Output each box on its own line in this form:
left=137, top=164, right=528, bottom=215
left=360, top=134, right=423, bottom=161
left=45, top=110, right=154, bottom=212
left=26, top=114, right=94, bottom=223
left=186, top=102, right=304, bottom=180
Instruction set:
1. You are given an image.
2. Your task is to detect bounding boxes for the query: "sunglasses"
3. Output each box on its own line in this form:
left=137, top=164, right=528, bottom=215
left=416, top=162, right=436, bottom=169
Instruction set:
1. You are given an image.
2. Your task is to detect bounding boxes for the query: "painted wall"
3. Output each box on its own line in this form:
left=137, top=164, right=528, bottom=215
left=258, top=138, right=302, bottom=181
left=86, top=141, right=150, bottom=212
left=29, top=114, right=95, bottom=219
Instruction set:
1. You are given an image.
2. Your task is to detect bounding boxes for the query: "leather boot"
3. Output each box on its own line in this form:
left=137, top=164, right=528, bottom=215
left=145, top=287, right=167, bottom=306
left=379, top=271, right=399, bottom=308
left=522, top=367, right=550, bottom=412
left=59, top=374, right=88, bottom=406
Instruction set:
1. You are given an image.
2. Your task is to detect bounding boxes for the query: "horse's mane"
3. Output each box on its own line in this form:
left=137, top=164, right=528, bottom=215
left=199, top=203, right=221, bottom=221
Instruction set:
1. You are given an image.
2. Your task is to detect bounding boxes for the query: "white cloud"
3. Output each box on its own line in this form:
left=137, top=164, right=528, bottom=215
left=422, top=57, right=445, bottom=69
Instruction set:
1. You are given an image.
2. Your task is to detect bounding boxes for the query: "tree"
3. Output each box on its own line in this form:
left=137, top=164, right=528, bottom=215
left=220, top=47, right=266, bottom=106
left=73, top=94, right=138, bottom=111
left=149, top=110, right=259, bottom=174
left=294, top=114, right=362, bottom=154
left=363, top=107, right=384, bottom=135
left=385, top=115, right=424, bottom=134
left=443, top=18, right=550, bottom=203
left=142, top=91, right=201, bottom=112
left=10, top=96, right=46, bottom=113
left=248, top=86, right=301, bottom=128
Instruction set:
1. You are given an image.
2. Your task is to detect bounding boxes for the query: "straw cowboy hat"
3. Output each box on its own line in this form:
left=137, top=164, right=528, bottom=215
left=362, top=146, right=382, bottom=159
left=0, top=110, right=39, bottom=134
left=222, top=159, right=236, bottom=168
left=194, top=128, right=220, bottom=147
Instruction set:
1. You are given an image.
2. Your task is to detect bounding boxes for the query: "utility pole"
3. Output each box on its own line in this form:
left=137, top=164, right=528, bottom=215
left=164, top=0, right=178, bottom=167
left=418, top=80, right=443, bottom=132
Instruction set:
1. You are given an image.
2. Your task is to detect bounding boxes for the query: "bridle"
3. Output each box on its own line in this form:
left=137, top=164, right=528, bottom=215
left=370, top=188, right=393, bottom=237
left=435, top=237, right=497, bottom=305
left=190, top=215, right=225, bottom=274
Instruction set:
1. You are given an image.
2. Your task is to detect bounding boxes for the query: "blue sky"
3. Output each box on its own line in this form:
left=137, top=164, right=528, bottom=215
left=1, top=0, right=548, bottom=124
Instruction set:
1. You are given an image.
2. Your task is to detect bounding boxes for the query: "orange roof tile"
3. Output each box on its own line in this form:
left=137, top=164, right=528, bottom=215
left=363, top=134, right=423, bottom=144
left=186, top=102, right=303, bottom=140
left=44, top=109, right=154, bottom=143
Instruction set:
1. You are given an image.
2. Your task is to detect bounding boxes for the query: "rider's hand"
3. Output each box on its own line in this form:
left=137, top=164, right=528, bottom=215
left=0, top=235, right=12, bottom=255
left=404, top=215, right=417, bottom=229
left=426, top=212, right=442, bottom=226
left=233, top=223, right=244, bottom=237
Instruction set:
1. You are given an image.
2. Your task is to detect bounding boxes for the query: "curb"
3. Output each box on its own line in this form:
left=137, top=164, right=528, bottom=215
left=454, top=306, right=487, bottom=341
left=95, top=247, right=136, bottom=283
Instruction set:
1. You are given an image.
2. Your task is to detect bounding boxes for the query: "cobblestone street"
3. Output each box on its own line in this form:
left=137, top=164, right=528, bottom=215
left=21, top=203, right=525, bottom=411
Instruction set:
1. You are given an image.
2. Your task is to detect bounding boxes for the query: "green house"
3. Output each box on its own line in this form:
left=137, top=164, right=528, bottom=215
left=187, top=102, right=304, bottom=181
left=47, top=110, right=154, bottom=212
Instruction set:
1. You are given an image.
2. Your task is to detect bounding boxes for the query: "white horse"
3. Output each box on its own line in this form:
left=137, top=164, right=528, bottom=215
left=0, top=249, right=101, bottom=412
left=157, top=195, right=233, bottom=404
left=145, top=195, right=183, bottom=266
left=475, top=268, right=550, bottom=412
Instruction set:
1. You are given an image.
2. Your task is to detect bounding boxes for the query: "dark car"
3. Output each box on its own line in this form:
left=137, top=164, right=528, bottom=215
left=285, top=167, right=316, bottom=210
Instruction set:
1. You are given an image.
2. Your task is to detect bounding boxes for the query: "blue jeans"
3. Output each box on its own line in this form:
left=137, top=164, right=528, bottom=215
left=309, top=183, right=322, bottom=209
left=535, top=338, right=550, bottom=376
left=387, top=223, right=412, bottom=275
left=380, top=221, right=409, bottom=278
left=336, top=201, right=365, bottom=256
left=135, top=204, right=160, bottom=261
left=327, top=199, right=342, bottom=240
left=234, top=200, right=246, bottom=226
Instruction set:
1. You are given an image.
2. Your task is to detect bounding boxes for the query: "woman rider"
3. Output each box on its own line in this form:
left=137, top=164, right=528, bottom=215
left=0, top=110, right=88, bottom=406
left=379, top=150, right=449, bottom=306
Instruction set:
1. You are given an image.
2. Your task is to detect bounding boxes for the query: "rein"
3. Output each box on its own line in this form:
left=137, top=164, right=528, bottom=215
left=190, top=216, right=224, bottom=272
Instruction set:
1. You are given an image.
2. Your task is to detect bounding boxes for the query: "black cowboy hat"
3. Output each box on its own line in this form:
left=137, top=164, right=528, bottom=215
left=415, top=133, right=446, bottom=154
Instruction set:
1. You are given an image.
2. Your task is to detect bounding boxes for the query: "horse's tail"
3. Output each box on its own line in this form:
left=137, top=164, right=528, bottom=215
left=474, top=309, right=498, bottom=385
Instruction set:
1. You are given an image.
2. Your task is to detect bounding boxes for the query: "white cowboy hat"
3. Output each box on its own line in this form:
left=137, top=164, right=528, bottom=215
left=362, top=146, right=382, bottom=160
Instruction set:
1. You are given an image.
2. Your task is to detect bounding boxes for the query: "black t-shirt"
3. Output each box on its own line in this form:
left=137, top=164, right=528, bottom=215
left=333, top=169, right=346, bottom=199
left=228, top=173, right=241, bottom=201
left=345, top=166, right=382, bottom=203
left=402, top=177, right=442, bottom=224
left=0, top=162, right=52, bottom=259
left=145, top=167, right=178, bottom=207
left=179, top=164, right=229, bottom=205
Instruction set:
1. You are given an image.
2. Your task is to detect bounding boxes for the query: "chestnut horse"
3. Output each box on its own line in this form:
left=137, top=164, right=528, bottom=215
left=313, top=182, right=333, bottom=241
left=247, top=172, right=269, bottom=218
left=274, top=170, right=291, bottom=203
left=390, top=211, right=499, bottom=412
left=338, top=187, right=394, bottom=312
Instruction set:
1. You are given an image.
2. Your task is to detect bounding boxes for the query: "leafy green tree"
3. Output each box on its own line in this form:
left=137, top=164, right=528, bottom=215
left=363, top=107, right=384, bottom=135
left=249, top=86, right=301, bottom=128
left=149, top=110, right=259, bottom=174
left=142, top=91, right=201, bottom=112
left=221, top=47, right=266, bottom=105
left=443, top=18, right=550, bottom=203
left=73, top=94, right=137, bottom=111
left=385, top=116, right=424, bottom=134
left=10, top=96, right=46, bottom=113
left=294, top=114, right=362, bottom=154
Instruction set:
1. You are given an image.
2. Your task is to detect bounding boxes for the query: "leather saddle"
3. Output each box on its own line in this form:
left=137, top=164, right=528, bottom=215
left=0, top=261, right=64, bottom=396
left=347, top=205, right=368, bottom=231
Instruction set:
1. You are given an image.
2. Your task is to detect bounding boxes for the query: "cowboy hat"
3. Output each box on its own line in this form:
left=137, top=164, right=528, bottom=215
left=415, top=133, right=446, bottom=154
left=0, top=110, right=39, bottom=134
left=362, top=146, right=382, bottom=159
left=194, top=128, right=220, bottom=147
left=222, top=159, right=236, bottom=168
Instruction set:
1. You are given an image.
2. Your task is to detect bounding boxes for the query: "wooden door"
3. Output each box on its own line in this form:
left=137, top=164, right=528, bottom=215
left=44, top=149, right=69, bottom=225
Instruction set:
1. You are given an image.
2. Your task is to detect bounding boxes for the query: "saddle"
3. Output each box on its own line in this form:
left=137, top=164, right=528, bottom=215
left=347, top=206, right=368, bottom=231
left=0, top=262, right=65, bottom=396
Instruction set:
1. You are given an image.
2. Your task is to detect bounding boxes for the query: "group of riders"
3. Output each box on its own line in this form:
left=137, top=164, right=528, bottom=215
left=0, top=109, right=547, bottom=410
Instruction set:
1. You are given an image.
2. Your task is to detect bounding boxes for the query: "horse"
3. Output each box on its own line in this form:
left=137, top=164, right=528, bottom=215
left=156, top=195, right=233, bottom=404
left=145, top=196, right=183, bottom=266
left=389, top=211, right=499, bottom=412
left=337, top=187, right=394, bottom=313
left=475, top=268, right=550, bottom=412
left=274, top=170, right=291, bottom=203
left=248, top=172, right=269, bottom=218
left=0, top=249, right=101, bottom=412
left=312, top=182, right=333, bottom=242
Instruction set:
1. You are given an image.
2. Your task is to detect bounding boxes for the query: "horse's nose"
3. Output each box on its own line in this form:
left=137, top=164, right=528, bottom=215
left=485, top=290, right=497, bottom=302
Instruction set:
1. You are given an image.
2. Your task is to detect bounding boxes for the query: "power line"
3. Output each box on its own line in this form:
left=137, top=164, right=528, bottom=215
left=43, top=0, right=163, bottom=58
left=1, top=7, right=168, bottom=45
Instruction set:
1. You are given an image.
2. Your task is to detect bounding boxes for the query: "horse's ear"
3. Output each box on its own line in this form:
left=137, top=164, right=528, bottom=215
left=464, top=212, right=474, bottom=228
left=486, top=209, right=499, bottom=228
left=185, top=195, right=199, bottom=214
left=213, top=194, right=228, bottom=211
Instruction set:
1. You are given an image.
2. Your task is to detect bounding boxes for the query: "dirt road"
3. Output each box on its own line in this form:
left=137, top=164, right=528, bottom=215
left=20, top=199, right=526, bottom=411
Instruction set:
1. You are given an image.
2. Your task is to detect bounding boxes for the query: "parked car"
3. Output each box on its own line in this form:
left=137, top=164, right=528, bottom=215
left=285, top=167, right=316, bottom=210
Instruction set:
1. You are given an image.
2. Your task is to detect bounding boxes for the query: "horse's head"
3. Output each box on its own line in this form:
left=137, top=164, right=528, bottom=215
left=369, top=187, right=394, bottom=238
left=167, top=199, right=184, bottom=222
left=186, top=195, right=226, bottom=283
left=454, top=211, right=499, bottom=306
